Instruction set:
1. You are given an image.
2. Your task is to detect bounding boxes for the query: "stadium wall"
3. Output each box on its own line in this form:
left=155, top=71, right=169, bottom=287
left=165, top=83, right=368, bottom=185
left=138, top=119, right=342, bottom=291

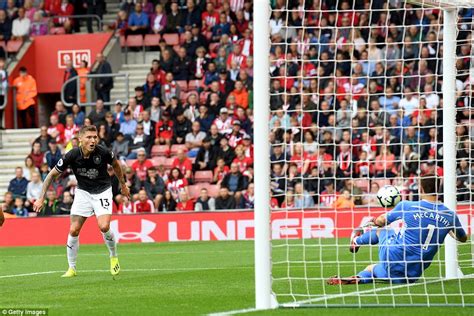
left=0, top=207, right=471, bottom=247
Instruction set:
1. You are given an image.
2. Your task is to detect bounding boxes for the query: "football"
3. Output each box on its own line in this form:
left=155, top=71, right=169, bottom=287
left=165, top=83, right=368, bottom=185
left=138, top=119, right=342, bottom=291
left=376, top=185, right=402, bottom=208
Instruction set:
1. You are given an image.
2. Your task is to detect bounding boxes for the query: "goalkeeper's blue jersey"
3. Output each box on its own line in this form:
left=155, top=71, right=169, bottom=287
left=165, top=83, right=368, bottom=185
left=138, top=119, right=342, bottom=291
left=383, top=200, right=466, bottom=279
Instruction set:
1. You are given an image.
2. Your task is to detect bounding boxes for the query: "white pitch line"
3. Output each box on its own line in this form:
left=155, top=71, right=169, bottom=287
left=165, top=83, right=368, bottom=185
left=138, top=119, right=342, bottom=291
left=0, top=266, right=253, bottom=279
left=207, top=307, right=260, bottom=316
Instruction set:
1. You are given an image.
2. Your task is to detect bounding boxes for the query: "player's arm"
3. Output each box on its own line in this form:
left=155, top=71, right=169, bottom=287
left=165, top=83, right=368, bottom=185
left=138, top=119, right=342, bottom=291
left=33, top=167, right=61, bottom=213
left=112, top=159, right=130, bottom=199
left=449, top=214, right=468, bottom=243
left=370, top=202, right=406, bottom=228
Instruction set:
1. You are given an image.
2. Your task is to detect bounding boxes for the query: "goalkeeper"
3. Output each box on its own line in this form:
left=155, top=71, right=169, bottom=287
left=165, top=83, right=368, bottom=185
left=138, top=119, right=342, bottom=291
left=328, top=175, right=467, bottom=285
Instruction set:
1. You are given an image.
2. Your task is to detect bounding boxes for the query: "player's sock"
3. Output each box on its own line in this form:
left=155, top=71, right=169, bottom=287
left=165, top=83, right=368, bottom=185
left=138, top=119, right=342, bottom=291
left=355, top=228, right=379, bottom=246
left=102, top=229, right=117, bottom=257
left=66, top=234, right=79, bottom=269
left=356, top=270, right=374, bottom=284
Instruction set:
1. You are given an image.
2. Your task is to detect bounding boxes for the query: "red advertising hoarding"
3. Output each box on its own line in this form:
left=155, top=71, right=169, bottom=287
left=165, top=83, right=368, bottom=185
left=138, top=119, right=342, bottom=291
left=0, top=207, right=471, bottom=247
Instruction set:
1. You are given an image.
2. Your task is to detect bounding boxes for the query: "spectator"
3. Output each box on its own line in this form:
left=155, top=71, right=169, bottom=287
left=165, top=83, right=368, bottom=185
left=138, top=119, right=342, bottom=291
left=6, top=0, right=17, bottom=20
left=126, top=3, right=149, bottom=36
left=128, top=124, right=151, bottom=158
left=124, top=167, right=142, bottom=199
left=30, top=11, right=47, bottom=36
left=57, top=191, right=73, bottom=214
left=47, top=114, right=65, bottom=145
left=214, top=107, right=233, bottom=134
left=150, top=59, right=166, bottom=85
left=212, top=12, right=230, bottom=42
left=294, top=182, right=315, bottom=208
left=11, top=7, right=30, bottom=40
left=93, top=53, right=113, bottom=103
left=133, top=189, right=155, bottom=213
left=176, top=191, right=194, bottom=211
left=374, top=145, right=398, bottom=178
left=173, top=110, right=192, bottom=145
left=1, top=191, right=14, bottom=214
left=119, top=110, right=137, bottom=139
left=332, top=189, right=355, bottom=209
left=38, top=190, right=60, bottom=216
left=143, top=166, right=165, bottom=208
left=143, top=73, right=160, bottom=100
left=320, top=181, right=338, bottom=207
left=151, top=4, right=166, bottom=34
left=8, top=167, right=28, bottom=198
left=26, top=171, right=42, bottom=208
left=159, top=190, right=177, bottom=212
left=213, top=157, right=229, bottom=185
left=131, top=149, right=153, bottom=181
left=39, top=163, right=49, bottom=181
left=76, top=60, right=89, bottom=103
left=30, top=142, right=44, bottom=168
left=221, top=162, right=248, bottom=201
left=64, top=114, right=79, bottom=145
left=149, top=96, right=161, bottom=122
left=171, top=149, right=193, bottom=179
left=105, top=111, right=120, bottom=144
left=194, top=188, right=216, bottom=211
left=229, top=80, right=249, bottom=109
left=44, top=140, right=62, bottom=170
left=166, top=1, right=182, bottom=33
left=134, top=86, right=150, bottom=110
left=194, top=136, right=218, bottom=171
left=399, top=87, right=419, bottom=117
left=118, top=196, right=133, bottom=214
left=217, top=136, right=236, bottom=166
left=23, top=156, right=38, bottom=181
left=173, top=47, right=192, bottom=81
left=166, top=168, right=189, bottom=201
left=51, top=101, right=68, bottom=125
left=88, top=99, right=107, bottom=127
left=113, top=100, right=125, bottom=124
left=242, top=182, right=255, bottom=209
left=111, top=132, right=129, bottom=160
left=0, top=10, right=12, bottom=42
left=155, top=110, right=173, bottom=146
left=12, top=197, right=28, bottom=217
left=85, top=0, right=104, bottom=33
left=185, top=121, right=206, bottom=157
left=72, top=103, right=85, bottom=126
left=161, top=72, right=180, bottom=106
left=215, top=187, right=236, bottom=210
left=63, top=60, right=78, bottom=104
left=13, top=66, right=37, bottom=128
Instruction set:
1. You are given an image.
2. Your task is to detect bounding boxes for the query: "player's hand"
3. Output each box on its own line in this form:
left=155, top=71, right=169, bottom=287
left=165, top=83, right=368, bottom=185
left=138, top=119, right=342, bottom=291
left=33, top=198, right=45, bottom=213
left=120, top=184, right=131, bottom=199
left=362, top=216, right=377, bottom=228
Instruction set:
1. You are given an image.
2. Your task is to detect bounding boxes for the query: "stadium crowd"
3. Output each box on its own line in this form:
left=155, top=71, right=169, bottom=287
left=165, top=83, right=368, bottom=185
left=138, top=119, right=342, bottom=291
left=2, top=0, right=474, bottom=217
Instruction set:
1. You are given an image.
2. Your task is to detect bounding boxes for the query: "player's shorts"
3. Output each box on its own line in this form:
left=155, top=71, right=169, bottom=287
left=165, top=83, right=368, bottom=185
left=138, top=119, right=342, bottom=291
left=70, top=187, right=113, bottom=218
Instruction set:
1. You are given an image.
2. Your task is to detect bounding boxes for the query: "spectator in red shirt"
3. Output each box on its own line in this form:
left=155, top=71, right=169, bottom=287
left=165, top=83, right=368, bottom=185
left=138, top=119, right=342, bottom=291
left=166, top=168, right=189, bottom=201
left=320, top=181, right=339, bottom=207
left=233, top=145, right=252, bottom=173
left=176, top=191, right=194, bottom=211
left=213, top=157, right=230, bottom=185
left=30, top=142, right=44, bottom=169
left=131, top=148, right=154, bottom=182
left=117, top=196, right=133, bottom=214
left=133, top=189, right=155, bottom=213
left=155, top=110, right=174, bottom=146
left=64, top=114, right=79, bottom=145
left=171, top=149, right=193, bottom=179
left=47, top=114, right=65, bottom=145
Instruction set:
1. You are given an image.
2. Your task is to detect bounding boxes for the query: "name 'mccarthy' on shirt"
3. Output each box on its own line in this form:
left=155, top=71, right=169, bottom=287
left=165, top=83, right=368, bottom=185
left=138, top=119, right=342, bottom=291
left=54, top=144, right=116, bottom=194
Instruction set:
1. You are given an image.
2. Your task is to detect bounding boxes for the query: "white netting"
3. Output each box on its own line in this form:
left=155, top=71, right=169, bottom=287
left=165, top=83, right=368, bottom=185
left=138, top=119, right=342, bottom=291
left=267, top=0, right=474, bottom=307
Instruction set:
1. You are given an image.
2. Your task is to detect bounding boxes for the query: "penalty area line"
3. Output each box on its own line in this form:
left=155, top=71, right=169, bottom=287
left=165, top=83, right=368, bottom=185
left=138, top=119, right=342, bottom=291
left=0, top=266, right=252, bottom=279
left=207, top=307, right=260, bottom=316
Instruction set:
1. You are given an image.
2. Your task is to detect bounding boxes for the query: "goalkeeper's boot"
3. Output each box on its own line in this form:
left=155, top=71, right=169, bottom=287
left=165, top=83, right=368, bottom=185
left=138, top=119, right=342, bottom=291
left=110, top=256, right=120, bottom=276
left=327, top=276, right=360, bottom=285
left=349, top=227, right=364, bottom=253
left=61, top=267, right=77, bottom=278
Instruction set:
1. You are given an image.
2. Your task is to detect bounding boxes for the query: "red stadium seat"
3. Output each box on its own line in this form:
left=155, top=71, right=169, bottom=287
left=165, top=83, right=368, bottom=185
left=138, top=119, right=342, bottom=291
left=6, top=40, right=23, bottom=54
left=207, top=185, right=220, bottom=198
left=188, top=185, right=202, bottom=199
left=354, top=179, right=370, bottom=192
left=0, top=41, right=6, bottom=50
left=151, top=156, right=166, bottom=167
left=170, top=144, right=187, bottom=155
left=125, top=35, right=144, bottom=49
left=151, top=145, right=169, bottom=157
left=120, top=35, right=126, bottom=47
left=163, top=33, right=179, bottom=46
left=188, top=79, right=204, bottom=91
left=194, top=171, right=213, bottom=183
left=144, top=34, right=161, bottom=47
left=179, top=33, right=186, bottom=44
left=172, top=45, right=181, bottom=54
left=176, top=80, right=188, bottom=92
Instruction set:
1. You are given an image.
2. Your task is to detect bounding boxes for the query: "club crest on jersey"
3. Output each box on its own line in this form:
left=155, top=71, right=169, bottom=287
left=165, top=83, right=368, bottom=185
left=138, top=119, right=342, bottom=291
left=93, top=155, right=101, bottom=165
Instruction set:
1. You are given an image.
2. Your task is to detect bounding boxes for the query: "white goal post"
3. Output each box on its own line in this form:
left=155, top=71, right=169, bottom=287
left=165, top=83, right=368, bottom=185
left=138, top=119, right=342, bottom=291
left=253, top=0, right=474, bottom=309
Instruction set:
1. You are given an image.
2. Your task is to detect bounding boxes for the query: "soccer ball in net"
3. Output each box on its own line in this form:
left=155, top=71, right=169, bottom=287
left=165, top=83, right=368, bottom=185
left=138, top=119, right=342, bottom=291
left=376, top=185, right=402, bottom=208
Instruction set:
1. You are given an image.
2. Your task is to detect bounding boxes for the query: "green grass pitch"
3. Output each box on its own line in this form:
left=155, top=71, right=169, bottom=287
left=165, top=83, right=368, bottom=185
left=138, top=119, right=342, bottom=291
left=0, top=240, right=473, bottom=315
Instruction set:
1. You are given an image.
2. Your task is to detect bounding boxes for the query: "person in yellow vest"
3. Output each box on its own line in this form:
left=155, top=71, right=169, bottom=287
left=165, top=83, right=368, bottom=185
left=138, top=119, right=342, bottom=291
left=77, top=60, right=89, bottom=104
left=13, top=66, right=37, bottom=128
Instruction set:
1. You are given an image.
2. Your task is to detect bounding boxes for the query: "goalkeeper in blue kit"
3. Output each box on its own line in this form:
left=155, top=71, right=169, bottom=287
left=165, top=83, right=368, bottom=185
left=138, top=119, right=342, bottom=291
left=328, top=176, right=467, bottom=285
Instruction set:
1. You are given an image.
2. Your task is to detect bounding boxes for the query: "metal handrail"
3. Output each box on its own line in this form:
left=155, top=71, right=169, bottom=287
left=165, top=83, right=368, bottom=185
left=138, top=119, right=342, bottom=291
left=48, top=14, right=103, bottom=32
left=61, top=73, right=130, bottom=107
left=0, top=87, right=7, bottom=110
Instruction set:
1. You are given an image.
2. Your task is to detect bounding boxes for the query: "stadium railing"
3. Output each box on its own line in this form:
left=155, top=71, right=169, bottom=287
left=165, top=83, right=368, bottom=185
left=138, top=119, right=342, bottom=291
left=47, top=14, right=103, bottom=33
left=61, top=73, right=130, bottom=107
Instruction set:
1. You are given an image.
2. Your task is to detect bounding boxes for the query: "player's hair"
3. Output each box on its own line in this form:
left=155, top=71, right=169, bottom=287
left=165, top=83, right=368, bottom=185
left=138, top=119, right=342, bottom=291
left=420, top=174, right=439, bottom=195
left=79, top=125, right=97, bottom=136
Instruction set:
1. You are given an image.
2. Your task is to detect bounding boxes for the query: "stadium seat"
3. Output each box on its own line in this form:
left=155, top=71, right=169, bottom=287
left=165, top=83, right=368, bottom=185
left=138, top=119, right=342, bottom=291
left=163, top=33, right=179, bottom=46
left=126, top=159, right=136, bottom=167
left=176, top=80, right=188, bottom=92
left=179, top=33, right=186, bottom=44
left=170, top=144, right=187, bottom=155
left=6, top=40, right=23, bottom=54
left=151, top=156, right=166, bottom=167
left=173, top=45, right=181, bottom=54
left=144, top=34, right=161, bottom=49
left=0, top=41, right=6, bottom=50
left=119, top=35, right=126, bottom=47
left=207, top=185, right=220, bottom=198
left=50, top=27, right=66, bottom=35
left=151, top=145, right=169, bottom=157
left=194, top=171, right=213, bottom=183
left=188, top=184, right=201, bottom=199
left=188, top=79, right=204, bottom=91
left=125, top=35, right=144, bottom=49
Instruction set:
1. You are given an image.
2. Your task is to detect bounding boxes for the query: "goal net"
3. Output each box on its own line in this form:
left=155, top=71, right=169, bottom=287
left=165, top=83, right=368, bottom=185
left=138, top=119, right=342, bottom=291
left=255, top=0, right=474, bottom=308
